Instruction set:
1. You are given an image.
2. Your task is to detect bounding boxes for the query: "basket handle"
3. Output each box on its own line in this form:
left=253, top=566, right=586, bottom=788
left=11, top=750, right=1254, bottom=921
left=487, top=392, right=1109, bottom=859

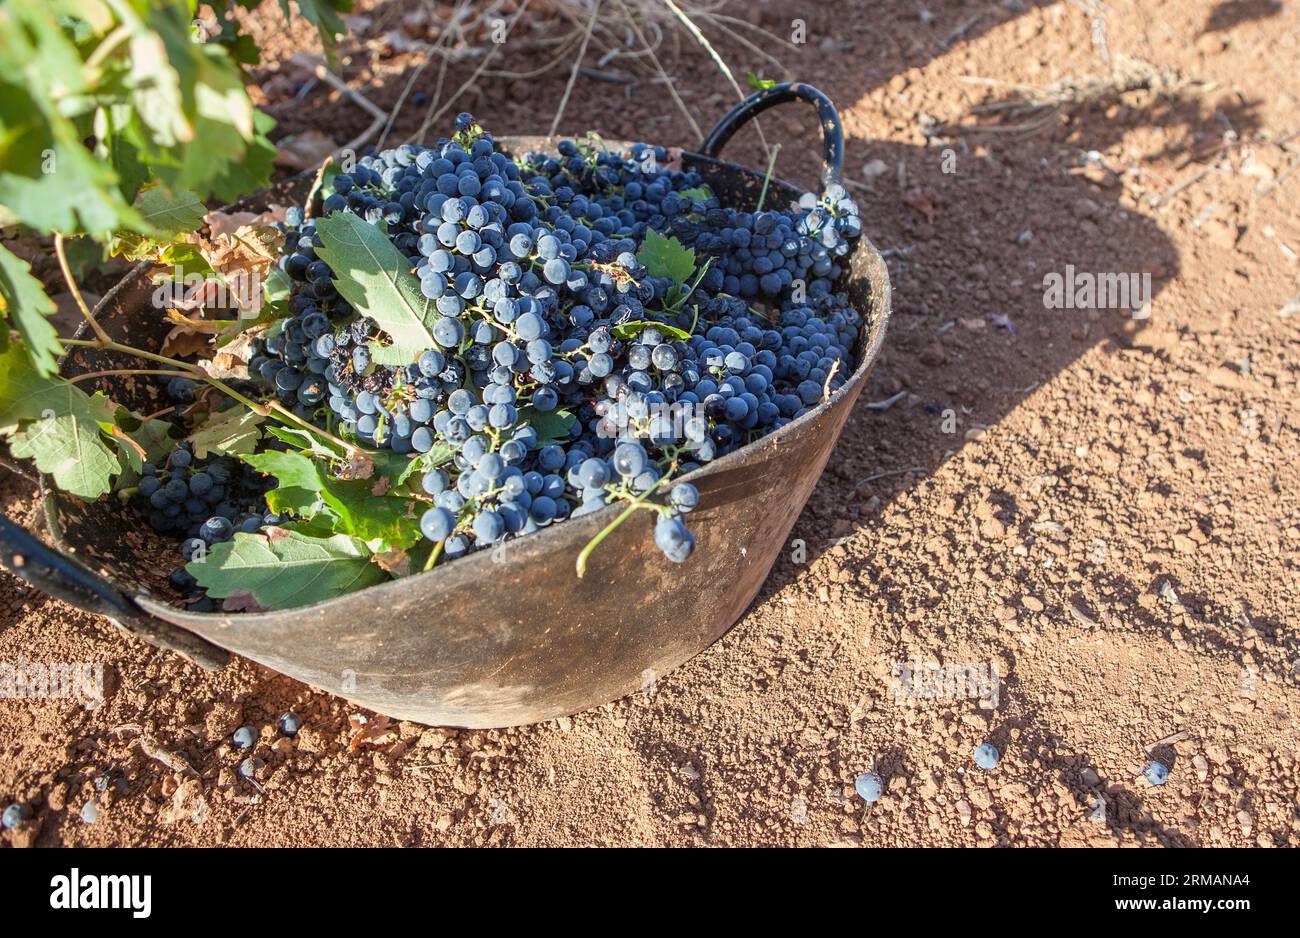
left=0, top=514, right=229, bottom=671
left=699, top=82, right=844, bottom=193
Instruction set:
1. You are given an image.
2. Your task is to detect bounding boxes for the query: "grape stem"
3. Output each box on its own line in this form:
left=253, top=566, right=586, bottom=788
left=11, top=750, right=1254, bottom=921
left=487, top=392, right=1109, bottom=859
left=575, top=471, right=669, bottom=579
left=67, top=368, right=195, bottom=385
left=422, top=538, right=444, bottom=572
left=58, top=337, right=359, bottom=458
left=52, top=234, right=113, bottom=346
left=52, top=235, right=364, bottom=459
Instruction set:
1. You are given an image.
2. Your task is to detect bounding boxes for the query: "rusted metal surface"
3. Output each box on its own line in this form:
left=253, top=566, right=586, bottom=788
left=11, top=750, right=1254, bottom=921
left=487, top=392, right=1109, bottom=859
left=0, top=88, right=891, bottom=727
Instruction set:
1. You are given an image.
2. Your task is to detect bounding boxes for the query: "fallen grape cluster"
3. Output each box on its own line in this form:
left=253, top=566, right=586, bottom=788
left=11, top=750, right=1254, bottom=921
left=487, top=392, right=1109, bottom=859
left=142, top=114, right=867, bottom=610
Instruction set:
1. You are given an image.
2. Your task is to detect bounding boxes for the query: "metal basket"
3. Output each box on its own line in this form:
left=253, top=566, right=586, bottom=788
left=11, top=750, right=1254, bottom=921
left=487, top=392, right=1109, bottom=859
left=0, top=84, right=891, bottom=727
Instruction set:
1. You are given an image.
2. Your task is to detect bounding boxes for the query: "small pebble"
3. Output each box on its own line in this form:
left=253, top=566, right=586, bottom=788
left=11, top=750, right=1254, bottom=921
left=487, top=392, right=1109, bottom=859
left=1, top=803, right=26, bottom=829
left=80, top=801, right=100, bottom=825
left=974, top=743, right=1000, bottom=770
left=854, top=771, right=884, bottom=802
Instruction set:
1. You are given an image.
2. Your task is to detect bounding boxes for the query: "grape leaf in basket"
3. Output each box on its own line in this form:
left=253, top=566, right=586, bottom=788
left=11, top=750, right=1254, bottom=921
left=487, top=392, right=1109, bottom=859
left=314, top=212, right=438, bottom=366
left=188, top=529, right=386, bottom=610
left=242, top=450, right=425, bottom=550
left=637, top=229, right=697, bottom=286
left=8, top=411, right=121, bottom=500
left=0, top=345, right=122, bottom=498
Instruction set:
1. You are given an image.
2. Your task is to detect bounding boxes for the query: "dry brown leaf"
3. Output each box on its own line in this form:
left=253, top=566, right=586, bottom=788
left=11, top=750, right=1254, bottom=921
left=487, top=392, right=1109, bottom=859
left=192, top=223, right=283, bottom=314
left=204, top=211, right=262, bottom=239
left=204, top=207, right=288, bottom=239
left=348, top=714, right=398, bottom=751
left=265, top=527, right=291, bottom=544
left=160, top=325, right=213, bottom=359
left=167, top=278, right=226, bottom=312
left=196, top=332, right=256, bottom=381
left=338, top=453, right=376, bottom=481
left=374, top=547, right=410, bottom=578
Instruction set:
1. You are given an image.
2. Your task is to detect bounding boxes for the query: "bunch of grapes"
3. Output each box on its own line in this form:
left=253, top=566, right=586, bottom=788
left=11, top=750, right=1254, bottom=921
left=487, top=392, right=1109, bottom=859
left=518, top=142, right=861, bottom=303
left=227, top=113, right=863, bottom=576
left=133, top=440, right=280, bottom=609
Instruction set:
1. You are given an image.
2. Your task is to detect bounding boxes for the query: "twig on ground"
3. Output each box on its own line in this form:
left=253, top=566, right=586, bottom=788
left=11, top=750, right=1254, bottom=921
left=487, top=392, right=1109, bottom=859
left=661, top=0, right=773, bottom=159
left=550, top=0, right=604, bottom=136
left=940, top=13, right=984, bottom=50
left=289, top=53, right=388, bottom=158
left=851, top=466, right=925, bottom=494
left=614, top=0, right=703, bottom=143
left=864, top=390, right=908, bottom=411
left=411, top=0, right=534, bottom=143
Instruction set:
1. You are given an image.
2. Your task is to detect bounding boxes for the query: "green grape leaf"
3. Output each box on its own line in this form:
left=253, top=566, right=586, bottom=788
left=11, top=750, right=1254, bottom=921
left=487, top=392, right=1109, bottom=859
left=188, top=529, right=386, bottom=610
left=0, top=344, right=116, bottom=434
left=265, top=425, right=346, bottom=461
left=314, top=212, right=436, bottom=365
left=521, top=407, right=577, bottom=447
left=636, top=229, right=697, bottom=286
left=132, top=186, right=206, bottom=235
left=8, top=413, right=120, bottom=500
left=0, top=6, right=143, bottom=236
left=108, top=186, right=207, bottom=258
left=242, top=449, right=425, bottom=550
left=199, top=110, right=278, bottom=204
left=0, top=244, right=63, bottom=377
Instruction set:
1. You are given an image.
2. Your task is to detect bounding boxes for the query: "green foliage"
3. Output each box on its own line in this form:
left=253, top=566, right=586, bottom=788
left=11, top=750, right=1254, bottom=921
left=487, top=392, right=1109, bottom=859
left=0, top=0, right=351, bottom=384
left=679, top=186, right=713, bottom=204
left=189, top=406, right=264, bottom=459
left=520, top=408, right=577, bottom=447
left=0, top=245, right=62, bottom=376
left=637, top=229, right=698, bottom=285
left=313, top=212, right=439, bottom=366
left=188, top=529, right=386, bottom=610
left=635, top=230, right=709, bottom=313
left=611, top=321, right=691, bottom=342
left=241, top=450, right=426, bottom=550
left=0, top=344, right=172, bottom=498
left=108, top=185, right=208, bottom=260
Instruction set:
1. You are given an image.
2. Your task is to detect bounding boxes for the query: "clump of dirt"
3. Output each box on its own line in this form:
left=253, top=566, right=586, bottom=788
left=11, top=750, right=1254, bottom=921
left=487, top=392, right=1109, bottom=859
left=2, top=0, right=1298, bottom=847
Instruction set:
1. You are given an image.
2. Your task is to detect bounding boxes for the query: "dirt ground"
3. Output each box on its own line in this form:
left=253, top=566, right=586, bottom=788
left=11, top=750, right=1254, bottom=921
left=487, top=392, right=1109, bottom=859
left=3, top=0, right=1299, bottom=847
